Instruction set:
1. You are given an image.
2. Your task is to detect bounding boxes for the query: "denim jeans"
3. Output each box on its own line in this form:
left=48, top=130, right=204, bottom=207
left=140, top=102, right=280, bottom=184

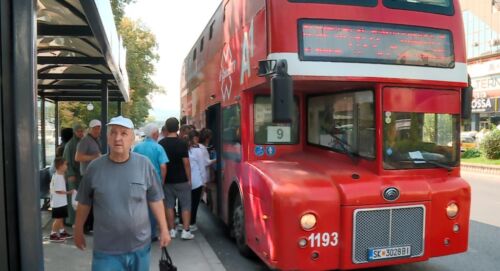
left=92, top=244, right=151, bottom=271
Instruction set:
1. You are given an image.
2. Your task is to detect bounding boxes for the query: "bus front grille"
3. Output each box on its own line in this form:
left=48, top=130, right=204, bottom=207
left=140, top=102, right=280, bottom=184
left=352, top=205, right=425, bottom=264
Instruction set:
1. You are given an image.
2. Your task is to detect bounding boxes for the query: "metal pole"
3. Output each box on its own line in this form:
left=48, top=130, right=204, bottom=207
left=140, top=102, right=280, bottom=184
left=10, top=0, right=44, bottom=269
left=117, top=101, right=122, bottom=116
left=100, top=79, right=108, bottom=154
left=41, top=97, right=46, bottom=167
left=55, top=101, right=59, bottom=151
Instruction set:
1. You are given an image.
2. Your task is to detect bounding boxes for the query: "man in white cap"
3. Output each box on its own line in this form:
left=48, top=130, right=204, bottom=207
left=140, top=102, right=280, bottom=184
left=133, top=123, right=169, bottom=242
left=75, top=116, right=170, bottom=270
left=75, top=119, right=102, bottom=233
left=75, top=119, right=102, bottom=176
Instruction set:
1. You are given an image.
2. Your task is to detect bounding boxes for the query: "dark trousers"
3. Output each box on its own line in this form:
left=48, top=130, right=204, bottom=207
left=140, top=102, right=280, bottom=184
left=190, top=186, right=203, bottom=225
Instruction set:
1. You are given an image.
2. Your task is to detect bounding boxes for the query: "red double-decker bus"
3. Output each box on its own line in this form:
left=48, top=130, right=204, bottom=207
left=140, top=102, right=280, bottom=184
left=180, top=0, right=471, bottom=270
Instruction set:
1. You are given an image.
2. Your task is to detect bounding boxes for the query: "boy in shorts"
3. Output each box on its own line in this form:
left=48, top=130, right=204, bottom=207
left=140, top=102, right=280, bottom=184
left=50, top=157, right=75, bottom=242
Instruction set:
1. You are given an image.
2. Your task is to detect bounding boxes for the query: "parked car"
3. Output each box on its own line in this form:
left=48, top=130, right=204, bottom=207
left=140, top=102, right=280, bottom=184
left=460, top=134, right=476, bottom=152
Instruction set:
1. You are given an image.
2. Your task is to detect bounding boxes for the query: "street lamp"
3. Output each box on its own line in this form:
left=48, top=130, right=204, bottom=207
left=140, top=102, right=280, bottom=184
left=87, top=103, right=94, bottom=111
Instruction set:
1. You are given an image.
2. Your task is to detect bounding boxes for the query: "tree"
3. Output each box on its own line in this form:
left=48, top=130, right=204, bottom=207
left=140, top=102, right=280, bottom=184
left=111, top=0, right=136, bottom=25
left=119, top=17, right=160, bottom=126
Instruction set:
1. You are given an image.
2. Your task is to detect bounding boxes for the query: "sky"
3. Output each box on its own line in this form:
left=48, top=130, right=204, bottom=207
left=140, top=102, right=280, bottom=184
left=125, top=0, right=222, bottom=122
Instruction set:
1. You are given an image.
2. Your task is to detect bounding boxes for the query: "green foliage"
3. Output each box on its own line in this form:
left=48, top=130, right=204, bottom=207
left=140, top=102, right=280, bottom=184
left=59, top=102, right=120, bottom=128
left=480, top=129, right=500, bottom=160
left=119, top=17, right=160, bottom=126
left=111, top=0, right=136, bottom=25
left=461, top=149, right=481, bottom=159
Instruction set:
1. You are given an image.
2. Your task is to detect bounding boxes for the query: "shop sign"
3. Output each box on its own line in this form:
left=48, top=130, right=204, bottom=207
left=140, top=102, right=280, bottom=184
left=471, top=97, right=500, bottom=113
left=471, top=97, right=493, bottom=112
left=471, top=74, right=500, bottom=92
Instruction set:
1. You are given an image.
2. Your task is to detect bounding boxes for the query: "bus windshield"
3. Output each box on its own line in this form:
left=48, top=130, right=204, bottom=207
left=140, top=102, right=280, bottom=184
left=307, top=90, right=375, bottom=158
left=383, top=112, right=459, bottom=170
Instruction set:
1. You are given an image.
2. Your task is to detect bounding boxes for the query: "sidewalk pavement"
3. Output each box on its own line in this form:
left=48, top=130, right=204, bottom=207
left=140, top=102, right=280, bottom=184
left=461, top=163, right=500, bottom=175
left=42, top=211, right=226, bottom=271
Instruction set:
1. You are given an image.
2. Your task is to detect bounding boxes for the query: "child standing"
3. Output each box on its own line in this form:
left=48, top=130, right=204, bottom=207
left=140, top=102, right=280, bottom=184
left=50, top=157, right=74, bottom=242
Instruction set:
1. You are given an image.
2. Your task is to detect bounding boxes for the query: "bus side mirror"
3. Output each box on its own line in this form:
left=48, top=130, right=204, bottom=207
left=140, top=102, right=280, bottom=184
left=461, top=75, right=473, bottom=120
left=258, top=59, right=293, bottom=123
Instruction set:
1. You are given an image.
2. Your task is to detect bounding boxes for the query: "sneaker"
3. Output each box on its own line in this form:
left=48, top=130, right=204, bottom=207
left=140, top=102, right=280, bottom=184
left=189, top=224, right=198, bottom=232
left=169, top=229, right=177, bottom=239
left=49, top=233, right=65, bottom=243
left=60, top=231, right=73, bottom=239
left=181, top=229, right=194, bottom=240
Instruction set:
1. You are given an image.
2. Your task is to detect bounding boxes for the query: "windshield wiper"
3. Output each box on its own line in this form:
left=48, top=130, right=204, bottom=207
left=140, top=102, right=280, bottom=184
left=329, top=134, right=357, bottom=162
left=404, top=158, right=454, bottom=172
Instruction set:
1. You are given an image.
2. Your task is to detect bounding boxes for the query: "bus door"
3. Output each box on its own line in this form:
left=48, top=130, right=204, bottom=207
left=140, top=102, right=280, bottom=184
left=205, top=103, right=223, bottom=216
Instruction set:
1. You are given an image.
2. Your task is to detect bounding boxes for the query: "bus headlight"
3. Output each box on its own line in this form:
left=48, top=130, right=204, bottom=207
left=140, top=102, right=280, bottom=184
left=300, top=213, right=317, bottom=230
left=446, top=202, right=459, bottom=219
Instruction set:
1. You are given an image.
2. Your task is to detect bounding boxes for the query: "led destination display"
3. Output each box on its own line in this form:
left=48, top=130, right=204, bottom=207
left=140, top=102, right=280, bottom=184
left=300, top=20, right=454, bottom=68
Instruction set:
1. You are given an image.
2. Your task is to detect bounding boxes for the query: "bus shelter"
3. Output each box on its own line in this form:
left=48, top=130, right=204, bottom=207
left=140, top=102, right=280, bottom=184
left=0, top=0, right=129, bottom=270
left=38, top=0, right=130, bottom=166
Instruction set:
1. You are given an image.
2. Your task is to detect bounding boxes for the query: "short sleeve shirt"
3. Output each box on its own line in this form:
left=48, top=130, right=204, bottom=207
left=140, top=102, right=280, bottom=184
left=50, top=173, right=67, bottom=208
left=76, top=153, right=164, bottom=254
left=158, top=137, right=189, bottom=184
left=77, top=134, right=101, bottom=176
left=133, top=138, right=169, bottom=182
left=188, top=146, right=205, bottom=189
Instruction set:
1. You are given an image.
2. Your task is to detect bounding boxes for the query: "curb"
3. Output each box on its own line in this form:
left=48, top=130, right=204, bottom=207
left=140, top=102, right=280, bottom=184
left=196, top=229, right=227, bottom=271
left=461, top=163, right=500, bottom=175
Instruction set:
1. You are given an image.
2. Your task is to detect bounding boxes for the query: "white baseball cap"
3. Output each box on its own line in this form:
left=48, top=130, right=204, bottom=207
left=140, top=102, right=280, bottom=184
left=107, top=116, right=134, bottom=129
left=89, top=119, right=101, bottom=128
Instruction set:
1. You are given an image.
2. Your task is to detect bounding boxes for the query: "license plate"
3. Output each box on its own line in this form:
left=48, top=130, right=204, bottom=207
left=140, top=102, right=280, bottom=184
left=368, top=245, right=411, bottom=261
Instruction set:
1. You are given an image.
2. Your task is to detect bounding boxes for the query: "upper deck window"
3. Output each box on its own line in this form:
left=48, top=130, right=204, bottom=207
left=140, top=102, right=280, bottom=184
left=383, top=0, right=454, bottom=15
left=288, top=0, right=377, bottom=7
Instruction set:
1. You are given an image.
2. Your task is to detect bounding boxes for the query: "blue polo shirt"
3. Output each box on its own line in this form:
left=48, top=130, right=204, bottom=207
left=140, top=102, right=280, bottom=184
left=133, top=138, right=169, bottom=182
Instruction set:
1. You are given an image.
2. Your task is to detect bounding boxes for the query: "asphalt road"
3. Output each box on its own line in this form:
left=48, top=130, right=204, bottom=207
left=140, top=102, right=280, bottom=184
left=198, top=171, right=500, bottom=271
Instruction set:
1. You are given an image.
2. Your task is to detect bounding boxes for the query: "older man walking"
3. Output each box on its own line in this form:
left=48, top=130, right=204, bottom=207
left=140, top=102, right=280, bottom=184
left=133, top=123, right=169, bottom=241
left=62, top=123, right=84, bottom=226
left=75, top=116, right=170, bottom=271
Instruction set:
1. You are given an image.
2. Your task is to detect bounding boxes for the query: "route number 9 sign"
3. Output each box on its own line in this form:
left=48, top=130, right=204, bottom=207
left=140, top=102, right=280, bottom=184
left=267, top=126, right=291, bottom=143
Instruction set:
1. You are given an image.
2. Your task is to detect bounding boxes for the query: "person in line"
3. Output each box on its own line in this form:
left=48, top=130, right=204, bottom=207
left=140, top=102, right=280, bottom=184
left=56, top=127, right=74, bottom=157
left=158, top=125, right=168, bottom=142
left=75, top=119, right=102, bottom=233
left=179, top=124, right=193, bottom=142
left=74, top=116, right=170, bottom=271
left=62, top=123, right=84, bottom=226
left=199, top=128, right=216, bottom=182
left=199, top=128, right=216, bottom=204
left=187, top=130, right=213, bottom=231
left=133, top=123, right=169, bottom=242
left=159, top=117, right=194, bottom=240
left=50, top=157, right=75, bottom=242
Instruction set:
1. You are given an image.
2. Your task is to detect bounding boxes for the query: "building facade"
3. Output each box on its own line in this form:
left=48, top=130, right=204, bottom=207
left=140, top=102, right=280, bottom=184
left=461, top=0, right=500, bottom=130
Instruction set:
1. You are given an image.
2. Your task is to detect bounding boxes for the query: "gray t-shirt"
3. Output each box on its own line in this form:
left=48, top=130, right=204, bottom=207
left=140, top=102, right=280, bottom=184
left=76, top=153, right=164, bottom=254
left=77, top=134, right=101, bottom=175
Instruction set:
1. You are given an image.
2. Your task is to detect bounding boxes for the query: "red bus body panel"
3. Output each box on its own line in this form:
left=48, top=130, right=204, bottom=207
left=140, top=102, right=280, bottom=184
left=180, top=0, right=470, bottom=270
